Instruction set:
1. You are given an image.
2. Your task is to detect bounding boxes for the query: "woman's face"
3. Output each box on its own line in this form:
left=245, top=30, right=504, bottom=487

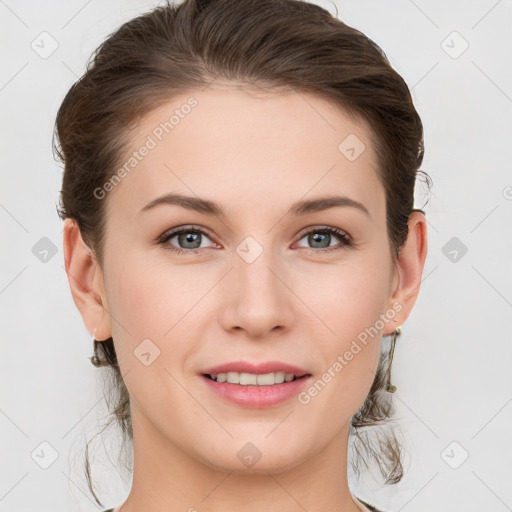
left=85, top=83, right=415, bottom=473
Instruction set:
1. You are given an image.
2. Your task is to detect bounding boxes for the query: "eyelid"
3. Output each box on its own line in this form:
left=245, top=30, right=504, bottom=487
left=156, top=224, right=217, bottom=247
left=292, top=225, right=352, bottom=251
left=295, top=224, right=350, bottom=240
left=157, top=224, right=352, bottom=254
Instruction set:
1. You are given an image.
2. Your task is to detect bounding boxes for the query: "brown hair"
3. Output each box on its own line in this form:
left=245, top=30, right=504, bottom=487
left=54, top=0, right=430, bottom=506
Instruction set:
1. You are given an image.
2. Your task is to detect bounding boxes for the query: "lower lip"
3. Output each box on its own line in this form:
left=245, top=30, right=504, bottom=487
left=201, top=375, right=312, bottom=409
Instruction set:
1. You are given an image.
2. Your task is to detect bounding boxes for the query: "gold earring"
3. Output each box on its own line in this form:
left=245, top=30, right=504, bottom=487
left=386, top=326, right=401, bottom=393
left=90, top=335, right=103, bottom=367
left=90, top=355, right=102, bottom=367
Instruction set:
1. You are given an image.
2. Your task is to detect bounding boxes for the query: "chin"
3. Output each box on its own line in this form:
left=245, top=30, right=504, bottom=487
left=195, top=436, right=310, bottom=475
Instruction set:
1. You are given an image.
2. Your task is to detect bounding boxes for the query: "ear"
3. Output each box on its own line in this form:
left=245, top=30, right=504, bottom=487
left=62, top=218, right=112, bottom=341
left=386, top=210, right=428, bottom=332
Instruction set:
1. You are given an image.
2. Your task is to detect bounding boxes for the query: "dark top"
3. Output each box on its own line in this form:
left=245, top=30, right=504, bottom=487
left=358, top=497, right=389, bottom=511
left=102, top=496, right=388, bottom=512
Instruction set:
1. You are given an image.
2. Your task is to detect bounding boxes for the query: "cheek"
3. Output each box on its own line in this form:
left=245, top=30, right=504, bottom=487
left=107, top=262, right=165, bottom=336
left=104, top=252, right=212, bottom=369
left=102, top=256, right=197, bottom=411
left=294, top=256, right=390, bottom=405
left=296, top=270, right=386, bottom=431
left=105, top=247, right=194, bottom=331
left=297, top=257, right=392, bottom=340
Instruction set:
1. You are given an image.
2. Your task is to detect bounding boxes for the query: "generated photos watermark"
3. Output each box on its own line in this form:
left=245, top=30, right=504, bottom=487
left=297, top=301, right=403, bottom=405
left=93, top=96, right=198, bottom=200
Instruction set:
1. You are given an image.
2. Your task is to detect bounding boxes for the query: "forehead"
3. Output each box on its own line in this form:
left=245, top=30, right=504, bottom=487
left=105, top=83, right=385, bottom=223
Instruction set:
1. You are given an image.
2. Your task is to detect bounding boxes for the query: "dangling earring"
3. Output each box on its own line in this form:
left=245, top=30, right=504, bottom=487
left=90, top=354, right=102, bottom=367
left=386, top=326, right=401, bottom=393
left=90, top=334, right=102, bottom=367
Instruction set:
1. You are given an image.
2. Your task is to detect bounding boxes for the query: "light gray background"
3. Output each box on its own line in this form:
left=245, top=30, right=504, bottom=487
left=1, top=1, right=511, bottom=511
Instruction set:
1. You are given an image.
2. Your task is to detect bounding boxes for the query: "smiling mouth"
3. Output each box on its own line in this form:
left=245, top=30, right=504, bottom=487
left=202, top=371, right=311, bottom=386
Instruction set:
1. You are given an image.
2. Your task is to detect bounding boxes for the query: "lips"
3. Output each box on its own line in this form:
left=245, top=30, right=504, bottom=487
left=201, top=365, right=313, bottom=409
left=201, top=360, right=311, bottom=378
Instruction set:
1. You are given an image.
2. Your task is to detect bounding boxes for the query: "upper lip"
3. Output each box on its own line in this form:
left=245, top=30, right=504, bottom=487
left=201, top=361, right=310, bottom=378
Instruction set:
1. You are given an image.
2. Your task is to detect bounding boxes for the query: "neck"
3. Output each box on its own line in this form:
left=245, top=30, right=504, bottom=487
left=119, top=407, right=366, bottom=512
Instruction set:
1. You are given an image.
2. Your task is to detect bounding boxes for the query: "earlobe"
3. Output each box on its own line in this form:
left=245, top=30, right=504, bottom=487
left=62, top=218, right=112, bottom=341
left=387, top=211, right=428, bottom=330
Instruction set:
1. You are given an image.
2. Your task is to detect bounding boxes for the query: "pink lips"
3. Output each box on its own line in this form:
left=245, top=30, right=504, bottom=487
left=201, top=360, right=310, bottom=378
left=200, top=360, right=312, bottom=409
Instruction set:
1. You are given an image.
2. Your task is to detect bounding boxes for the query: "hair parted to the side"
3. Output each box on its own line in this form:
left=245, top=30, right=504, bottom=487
left=54, top=0, right=431, bottom=506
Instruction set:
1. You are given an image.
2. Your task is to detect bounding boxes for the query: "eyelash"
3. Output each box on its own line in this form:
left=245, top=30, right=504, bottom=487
left=156, top=224, right=352, bottom=256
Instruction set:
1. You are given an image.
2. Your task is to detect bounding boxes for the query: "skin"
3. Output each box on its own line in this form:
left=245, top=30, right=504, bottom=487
left=63, top=82, right=427, bottom=512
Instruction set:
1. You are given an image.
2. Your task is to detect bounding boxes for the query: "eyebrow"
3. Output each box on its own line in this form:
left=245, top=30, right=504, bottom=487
left=138, top=192, right=371, bottom=219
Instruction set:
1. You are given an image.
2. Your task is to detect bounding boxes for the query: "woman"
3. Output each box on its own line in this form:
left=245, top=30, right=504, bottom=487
left=55, top=0, right=429, bottom=510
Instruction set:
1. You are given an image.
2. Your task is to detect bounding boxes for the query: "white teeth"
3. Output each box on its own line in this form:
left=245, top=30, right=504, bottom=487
left=210, top=371, right=298, bottom=386
left=239, top=372, right=257, bottom=385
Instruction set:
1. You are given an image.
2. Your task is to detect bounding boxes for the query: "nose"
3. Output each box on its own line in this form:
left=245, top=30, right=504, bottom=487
left=218, top=245, right=296, bottom=339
